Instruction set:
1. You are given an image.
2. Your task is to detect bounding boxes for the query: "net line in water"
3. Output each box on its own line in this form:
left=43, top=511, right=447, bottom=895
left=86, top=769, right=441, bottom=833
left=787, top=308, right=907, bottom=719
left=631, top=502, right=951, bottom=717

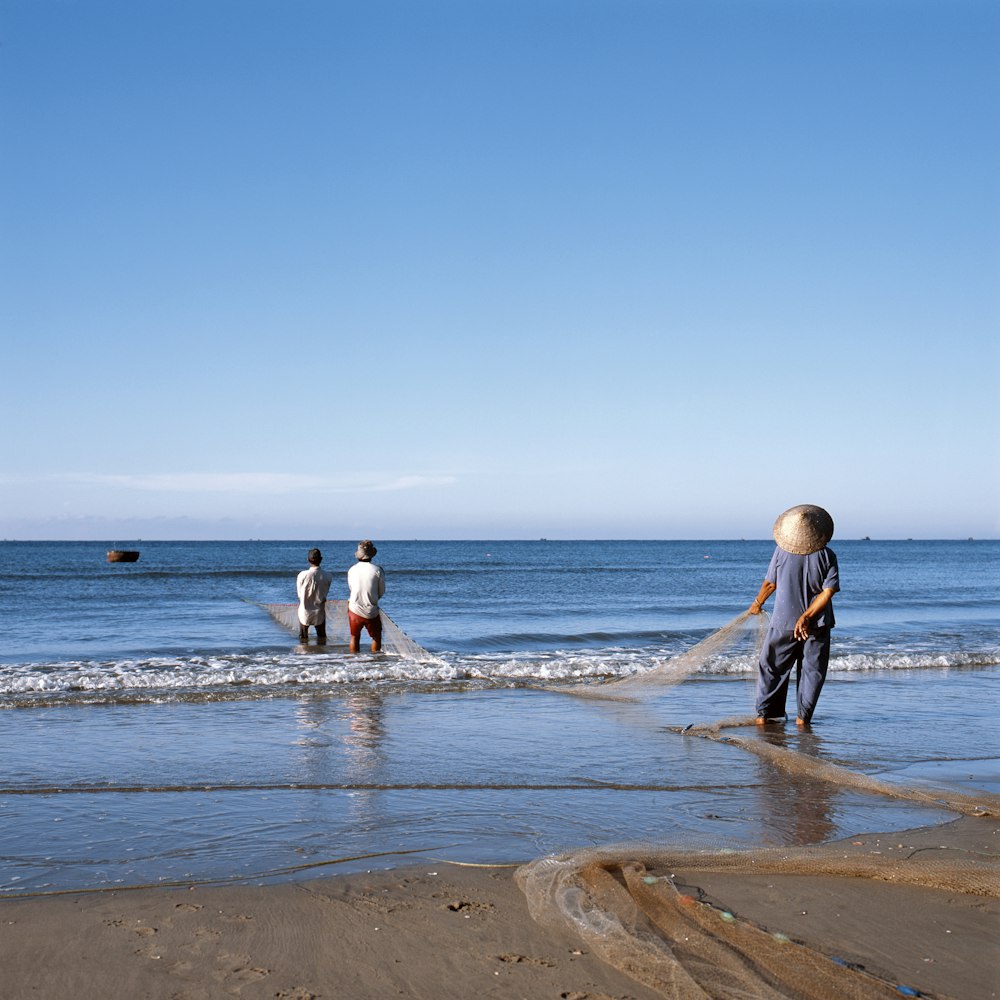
left=679, top=721, right=998, bottom=820
left=558, top=610, right=768, bottom=701
left=521, top=609, right=1000, bottom=999
left=258, top=599, right=444, bottom=664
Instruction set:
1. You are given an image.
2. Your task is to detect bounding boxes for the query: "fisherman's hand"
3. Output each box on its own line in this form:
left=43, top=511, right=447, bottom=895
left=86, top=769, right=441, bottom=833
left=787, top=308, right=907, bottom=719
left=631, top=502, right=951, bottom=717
left=793, top=616, right=811, bottom=641
left=748, top=600, right=763, bottom=615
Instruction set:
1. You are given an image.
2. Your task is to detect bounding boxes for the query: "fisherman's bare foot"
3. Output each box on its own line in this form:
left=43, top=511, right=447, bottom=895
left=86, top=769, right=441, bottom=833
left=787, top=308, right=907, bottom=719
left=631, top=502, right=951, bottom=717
left=755, top=716, right=767, bottom=726
left=796, top=717, right=809, bottom=727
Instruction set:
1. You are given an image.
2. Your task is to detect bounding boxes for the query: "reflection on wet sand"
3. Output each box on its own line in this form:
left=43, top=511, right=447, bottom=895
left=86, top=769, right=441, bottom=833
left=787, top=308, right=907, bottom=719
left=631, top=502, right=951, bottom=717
left=293, top=695, right=387, bottom=779
left=293, top=695, right=388, bottom=835
left=754, top=725, right=837, bottom=845
left=341, top=694, right=386, bottom=776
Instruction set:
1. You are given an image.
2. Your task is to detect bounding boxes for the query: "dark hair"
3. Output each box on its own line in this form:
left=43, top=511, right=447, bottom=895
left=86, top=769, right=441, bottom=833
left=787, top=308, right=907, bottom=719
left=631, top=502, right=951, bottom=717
left=308, top=548, right=322, bottom=563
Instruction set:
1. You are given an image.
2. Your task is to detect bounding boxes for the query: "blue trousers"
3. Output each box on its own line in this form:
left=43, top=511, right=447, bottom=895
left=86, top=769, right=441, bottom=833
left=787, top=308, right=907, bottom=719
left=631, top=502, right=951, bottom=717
left=756, top=627, right=831, bottom=723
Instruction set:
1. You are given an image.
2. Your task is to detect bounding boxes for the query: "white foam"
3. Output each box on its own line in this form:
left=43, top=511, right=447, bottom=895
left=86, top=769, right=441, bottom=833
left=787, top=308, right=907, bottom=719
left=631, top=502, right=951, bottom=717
left=2, top=645, right=996, bottom=703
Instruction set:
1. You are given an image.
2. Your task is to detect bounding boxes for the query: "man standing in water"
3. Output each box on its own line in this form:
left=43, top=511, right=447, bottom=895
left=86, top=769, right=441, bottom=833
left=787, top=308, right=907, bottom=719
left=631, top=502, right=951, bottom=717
left=296, top=548, right=333, bottom=644
left=748, top=505, right=840, bottom=726
left=348, top=539, right=385, bottom=653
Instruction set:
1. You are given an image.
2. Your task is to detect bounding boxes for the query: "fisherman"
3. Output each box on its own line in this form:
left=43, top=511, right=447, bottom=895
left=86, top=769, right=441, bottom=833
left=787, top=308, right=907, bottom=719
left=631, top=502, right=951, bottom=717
left=296, top=548, right=333, bottom=644
left=747, top=505, right=840, bottom=726
left=347, top=539, right=385, bottom=653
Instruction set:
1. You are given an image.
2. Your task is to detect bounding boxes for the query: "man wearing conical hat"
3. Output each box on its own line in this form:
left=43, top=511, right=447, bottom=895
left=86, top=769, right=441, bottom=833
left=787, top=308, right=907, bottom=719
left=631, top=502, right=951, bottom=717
left=748, top=505, right=840, bottom=726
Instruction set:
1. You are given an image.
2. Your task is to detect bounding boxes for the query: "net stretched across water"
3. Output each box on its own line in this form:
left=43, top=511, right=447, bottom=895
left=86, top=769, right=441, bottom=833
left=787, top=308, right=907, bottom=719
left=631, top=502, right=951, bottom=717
left=559, top=610, right=769, bottom=701
left=259, top=600, right=442, bottom=663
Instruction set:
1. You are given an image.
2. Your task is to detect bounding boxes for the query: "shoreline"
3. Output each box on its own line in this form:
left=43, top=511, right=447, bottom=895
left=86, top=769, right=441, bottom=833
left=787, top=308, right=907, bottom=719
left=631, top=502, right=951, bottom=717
left=2, top=816, right=997, bottom=1000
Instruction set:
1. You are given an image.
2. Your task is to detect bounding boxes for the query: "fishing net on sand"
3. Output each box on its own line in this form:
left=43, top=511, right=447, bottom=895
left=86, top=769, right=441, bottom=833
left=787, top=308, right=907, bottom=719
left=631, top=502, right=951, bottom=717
left=519, top=611, right=1000, bottom=999
left=517, top=834, right=1000, bottom=1000
left=260, top=600, right=442, bottom=663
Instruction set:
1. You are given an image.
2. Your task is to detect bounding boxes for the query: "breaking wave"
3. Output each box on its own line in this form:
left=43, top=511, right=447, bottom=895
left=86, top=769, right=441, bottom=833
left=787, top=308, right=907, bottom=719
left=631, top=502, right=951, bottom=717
left=1, top=646, right=996, bottom=708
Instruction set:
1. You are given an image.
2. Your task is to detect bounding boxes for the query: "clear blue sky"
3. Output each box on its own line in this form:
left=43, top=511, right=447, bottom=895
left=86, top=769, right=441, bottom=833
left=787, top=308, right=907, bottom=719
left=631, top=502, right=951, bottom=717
left=2, top=0, right=997, bottom=540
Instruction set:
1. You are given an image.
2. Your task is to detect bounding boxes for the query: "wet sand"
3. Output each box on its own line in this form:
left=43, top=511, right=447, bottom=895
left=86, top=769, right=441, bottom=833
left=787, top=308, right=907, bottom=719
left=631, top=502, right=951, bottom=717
left=664, top=816, right=1000, bottom=1000
left=1, top=817, right=997, bottom=1000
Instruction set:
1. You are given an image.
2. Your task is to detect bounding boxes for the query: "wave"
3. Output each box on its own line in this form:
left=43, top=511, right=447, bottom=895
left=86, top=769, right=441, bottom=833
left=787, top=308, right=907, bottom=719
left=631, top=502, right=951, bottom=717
left=833, top=650, right=1000, bottom=671
left=1, top=648, right=996, bottom=708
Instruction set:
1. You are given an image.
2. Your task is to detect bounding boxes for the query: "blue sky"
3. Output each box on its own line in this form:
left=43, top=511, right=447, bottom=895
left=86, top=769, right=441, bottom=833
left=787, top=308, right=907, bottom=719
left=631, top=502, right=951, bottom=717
left=2, top=0, right=997, bottom=540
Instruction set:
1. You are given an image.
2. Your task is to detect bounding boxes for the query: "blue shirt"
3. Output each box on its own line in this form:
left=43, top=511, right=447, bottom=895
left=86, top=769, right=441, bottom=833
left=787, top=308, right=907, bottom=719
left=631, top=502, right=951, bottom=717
left=765, top=546, right=839, bottom=631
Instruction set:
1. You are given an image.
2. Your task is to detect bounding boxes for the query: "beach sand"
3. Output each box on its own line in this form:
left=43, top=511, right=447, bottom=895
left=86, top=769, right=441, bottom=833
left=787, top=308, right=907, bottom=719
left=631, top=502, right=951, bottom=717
left=2, top=817, right=997, bottom=1000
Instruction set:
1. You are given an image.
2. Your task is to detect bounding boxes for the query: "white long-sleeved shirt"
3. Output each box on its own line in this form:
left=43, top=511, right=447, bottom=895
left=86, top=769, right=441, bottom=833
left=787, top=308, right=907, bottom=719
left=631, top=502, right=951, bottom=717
left=296, top=565, right=333, bottom=625
left=347, top=561, right=385, bottom=619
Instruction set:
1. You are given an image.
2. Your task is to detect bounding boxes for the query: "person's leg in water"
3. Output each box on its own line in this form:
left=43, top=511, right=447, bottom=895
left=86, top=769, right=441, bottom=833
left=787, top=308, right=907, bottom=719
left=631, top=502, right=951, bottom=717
left=316, top=620, right=327, bottom=645
left=756, top=630, right=799, bottom=724
left=366, top=614, right=382, bottom=654
left=299, top=624, right=309, bottom=643
left=795, top=628, right=831, bottom=725
left=794, top=658, right=805, bottom=725
left=348, top=611, right=362, bottom=652
left=348, top=611, right=381, bottom=653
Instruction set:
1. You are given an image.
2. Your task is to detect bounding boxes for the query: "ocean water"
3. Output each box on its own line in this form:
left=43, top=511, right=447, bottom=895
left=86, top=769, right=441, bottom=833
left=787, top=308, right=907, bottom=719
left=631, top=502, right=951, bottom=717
left=1, top=539, right=997, bottom=894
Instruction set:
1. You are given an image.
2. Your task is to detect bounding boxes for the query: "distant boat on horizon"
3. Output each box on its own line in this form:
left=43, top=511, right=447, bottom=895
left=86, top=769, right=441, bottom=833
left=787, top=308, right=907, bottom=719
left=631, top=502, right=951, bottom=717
left=107, top=549, right=140, bottom=563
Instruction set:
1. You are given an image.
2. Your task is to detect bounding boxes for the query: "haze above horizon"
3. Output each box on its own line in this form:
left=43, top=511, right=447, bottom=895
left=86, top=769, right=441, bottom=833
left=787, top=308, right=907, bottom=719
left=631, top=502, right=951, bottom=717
left=2, top=0, right=997, bottom=542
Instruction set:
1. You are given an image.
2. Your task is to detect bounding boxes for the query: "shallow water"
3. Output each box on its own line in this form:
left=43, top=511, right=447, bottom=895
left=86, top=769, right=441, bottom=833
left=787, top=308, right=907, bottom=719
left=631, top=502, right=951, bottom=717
left=2, top=670, right=997, bottom=894
left=1, top=540, right=997, bottom=894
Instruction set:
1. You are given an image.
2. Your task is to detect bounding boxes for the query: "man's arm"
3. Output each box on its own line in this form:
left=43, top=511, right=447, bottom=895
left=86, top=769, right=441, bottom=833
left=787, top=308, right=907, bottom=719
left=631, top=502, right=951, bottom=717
left=748, top=580, right=776, bottom=615
left=793, top=588, right=836, bottom=641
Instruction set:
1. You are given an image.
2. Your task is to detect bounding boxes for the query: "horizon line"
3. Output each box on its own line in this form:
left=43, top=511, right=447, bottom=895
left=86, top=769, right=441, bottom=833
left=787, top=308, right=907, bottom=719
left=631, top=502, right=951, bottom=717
left=2, top=537, right=995, bottom=544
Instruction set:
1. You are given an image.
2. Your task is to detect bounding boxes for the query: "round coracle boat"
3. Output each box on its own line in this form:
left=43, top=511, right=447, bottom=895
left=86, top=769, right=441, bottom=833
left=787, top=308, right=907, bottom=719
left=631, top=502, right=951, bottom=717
left=107, top=550, right=140, bottom=563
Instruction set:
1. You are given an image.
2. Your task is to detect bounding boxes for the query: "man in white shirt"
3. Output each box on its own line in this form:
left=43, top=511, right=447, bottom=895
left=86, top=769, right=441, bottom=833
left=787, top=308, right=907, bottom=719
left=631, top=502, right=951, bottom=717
left=347, top=539, right=385, bottom=653
left=296, top=548, right=333, bottom=644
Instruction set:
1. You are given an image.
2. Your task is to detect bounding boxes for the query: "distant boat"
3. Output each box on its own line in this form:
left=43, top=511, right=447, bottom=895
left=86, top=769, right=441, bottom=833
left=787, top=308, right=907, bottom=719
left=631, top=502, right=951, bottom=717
left=107, top=549, right=140, bottom=563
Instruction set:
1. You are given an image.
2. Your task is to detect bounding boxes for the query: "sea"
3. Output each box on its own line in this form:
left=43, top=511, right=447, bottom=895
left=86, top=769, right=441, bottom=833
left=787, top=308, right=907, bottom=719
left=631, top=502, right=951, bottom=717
left=1, top=539, right=997, bottom=896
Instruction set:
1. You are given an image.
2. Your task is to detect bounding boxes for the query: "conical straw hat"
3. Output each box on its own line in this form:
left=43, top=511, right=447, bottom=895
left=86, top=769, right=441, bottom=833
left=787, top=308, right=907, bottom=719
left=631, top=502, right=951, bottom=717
left=772, top=504, right=834, bottom=555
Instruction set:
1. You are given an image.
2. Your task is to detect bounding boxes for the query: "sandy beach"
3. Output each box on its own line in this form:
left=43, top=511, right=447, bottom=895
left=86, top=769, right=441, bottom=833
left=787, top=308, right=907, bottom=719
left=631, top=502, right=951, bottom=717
left=3, top=540, right=998, bottom=998
left=2, top=815, right=997, bottom=1000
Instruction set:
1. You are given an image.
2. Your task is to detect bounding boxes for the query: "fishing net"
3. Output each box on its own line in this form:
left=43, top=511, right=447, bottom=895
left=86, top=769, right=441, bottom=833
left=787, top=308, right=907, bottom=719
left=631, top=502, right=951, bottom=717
left=561, top=610, right=769, bottom=701
left=676, top=721, right=996, bottom=819
left=517, top=833, right=1000, bottom=1000
left=259, top=600, right=442, bottom=663
left=519, top=611, right=1000, bottom=1000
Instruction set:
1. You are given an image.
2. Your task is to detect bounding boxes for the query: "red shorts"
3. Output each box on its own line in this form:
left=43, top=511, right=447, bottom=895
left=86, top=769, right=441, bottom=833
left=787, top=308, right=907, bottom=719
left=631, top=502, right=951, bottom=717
left=348, top=610, right=383, bottom=640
